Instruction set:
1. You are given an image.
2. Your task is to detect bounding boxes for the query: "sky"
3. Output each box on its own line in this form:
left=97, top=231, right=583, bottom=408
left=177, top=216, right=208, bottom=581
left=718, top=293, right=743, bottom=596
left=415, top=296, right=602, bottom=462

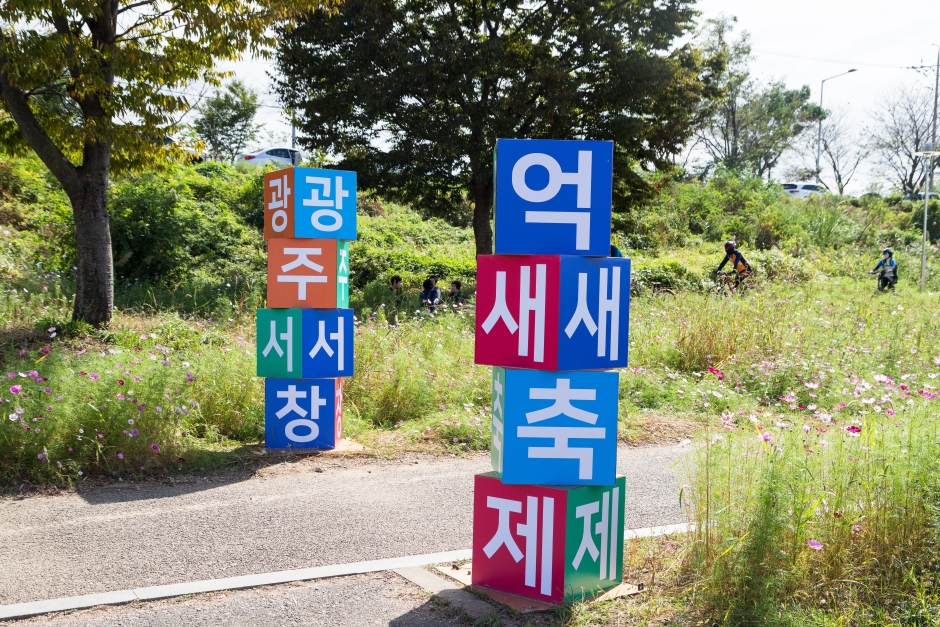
left=221, top=0, right=940, bottom=195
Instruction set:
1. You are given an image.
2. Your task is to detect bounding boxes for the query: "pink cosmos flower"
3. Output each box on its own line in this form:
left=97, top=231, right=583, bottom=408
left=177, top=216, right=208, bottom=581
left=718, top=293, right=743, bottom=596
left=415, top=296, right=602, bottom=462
left=807, top=540, right=823, bottom=551
left=43, top=387, right=52, bottom=394
left=761, top=433, right=772, bottom=442
left=97, top=433, right=104, bottom=438
left=76, top=349, right=86, bottom=356
left=117, top=452, right=124, bottom=460
left=852, top=523, right=861, bottom=534
left=151, top=444, right=159, bottom=451
left=886, top=408, right=896, bottom=417
left=9, top=385, right=21, bottom=394
left=116, top=393, right=125, bottom=400
left=186, top=372, right=194, bottom=382
left=155, top=406, right=163, bottom=413
left=27, top=370, right=38, bottom=379
left=89, top=374, right=99, bottom=381
left=37, top=453, right=45, bottom=461
left=137, top=403, right=145, bottom=411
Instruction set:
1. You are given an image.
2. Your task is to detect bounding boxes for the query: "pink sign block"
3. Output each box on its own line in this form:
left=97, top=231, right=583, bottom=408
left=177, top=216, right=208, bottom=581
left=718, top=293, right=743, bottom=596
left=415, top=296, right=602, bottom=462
left=472, top=473, right=567, bottom=604
left=474, top=255, right=561, bottom=371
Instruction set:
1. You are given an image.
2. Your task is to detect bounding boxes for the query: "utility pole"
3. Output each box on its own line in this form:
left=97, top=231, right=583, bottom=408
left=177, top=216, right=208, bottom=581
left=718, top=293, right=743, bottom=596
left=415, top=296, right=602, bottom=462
left=920, top=47, right=939, bottom=292
left=815, top=69, right=857, bottom=185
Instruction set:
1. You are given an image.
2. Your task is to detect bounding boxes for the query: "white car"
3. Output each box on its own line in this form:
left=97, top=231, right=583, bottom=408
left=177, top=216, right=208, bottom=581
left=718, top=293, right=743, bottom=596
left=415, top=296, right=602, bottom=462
left=781, top=182, right=824, bottom=198
left=239, top=147, right=305, bottom=167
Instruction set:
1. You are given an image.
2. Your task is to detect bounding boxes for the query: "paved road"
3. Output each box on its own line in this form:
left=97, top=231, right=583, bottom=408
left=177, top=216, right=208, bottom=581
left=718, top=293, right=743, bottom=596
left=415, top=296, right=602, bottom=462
left=0, top=446, right=686, bottom=606
left=8, top=572, right=473, bottom=627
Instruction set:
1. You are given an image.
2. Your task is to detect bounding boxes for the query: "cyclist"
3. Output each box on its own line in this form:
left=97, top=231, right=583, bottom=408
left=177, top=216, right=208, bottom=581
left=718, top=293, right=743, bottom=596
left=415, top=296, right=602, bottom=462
left=870, top=248, right=898, bottom=291
left=714, top=241, right=751, bottom=285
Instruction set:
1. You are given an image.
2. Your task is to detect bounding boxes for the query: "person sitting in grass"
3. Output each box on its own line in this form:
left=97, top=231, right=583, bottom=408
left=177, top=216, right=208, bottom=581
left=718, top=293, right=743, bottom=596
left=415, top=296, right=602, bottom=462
left=447, top=280, right=463, bottom=304
left=714, top=240, right=751, bottom=284
left=871, top=248, right=898, bottom=291
left=420, top=278, right=440, bottom=312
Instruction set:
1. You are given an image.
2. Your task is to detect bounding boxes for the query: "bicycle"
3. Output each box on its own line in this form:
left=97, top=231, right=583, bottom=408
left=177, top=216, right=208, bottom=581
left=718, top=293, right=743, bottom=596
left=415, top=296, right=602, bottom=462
left=630, top=270, right=676, bottom=297
left=708, top=270, right=749, bottom=296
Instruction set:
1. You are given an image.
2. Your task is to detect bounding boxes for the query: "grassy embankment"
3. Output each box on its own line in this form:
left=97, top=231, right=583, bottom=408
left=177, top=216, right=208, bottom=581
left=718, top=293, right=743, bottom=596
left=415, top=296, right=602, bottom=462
left=5, top=154, right=940, bottom=624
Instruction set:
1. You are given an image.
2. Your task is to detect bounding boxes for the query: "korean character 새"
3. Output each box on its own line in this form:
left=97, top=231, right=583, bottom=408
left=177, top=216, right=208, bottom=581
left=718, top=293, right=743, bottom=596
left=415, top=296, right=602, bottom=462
left=475, top=255, right=630, bottom=371
left=264, top=378, right=343, bottom=450
left=267, top=238, right=339, bottom=308
left=493, top=139, right=613, bottom=257
left=491, top=367, right=619, bottom=486
left=472, top=473, right=626, bottom=604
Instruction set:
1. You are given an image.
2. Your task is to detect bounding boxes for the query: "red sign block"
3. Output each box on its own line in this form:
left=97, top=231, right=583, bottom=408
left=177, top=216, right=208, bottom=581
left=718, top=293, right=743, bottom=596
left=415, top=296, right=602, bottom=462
left=472, top=473, right=567, bottom=604
left=267, top=238, right=339, bottom=308
left=474, top=255, right=560, bottom=371
left=334, top=377, right=344, bottom=442
left=263, top=168, right=294, bottom=240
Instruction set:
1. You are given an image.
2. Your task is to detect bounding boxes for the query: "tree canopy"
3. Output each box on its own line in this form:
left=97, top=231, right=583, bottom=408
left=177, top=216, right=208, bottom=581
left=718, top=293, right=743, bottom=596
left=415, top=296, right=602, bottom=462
left=193, top=80, right=262, bottom=162
left=0, top=0, right=321, bottom=325
left=274, top=0, right=726, bottom=254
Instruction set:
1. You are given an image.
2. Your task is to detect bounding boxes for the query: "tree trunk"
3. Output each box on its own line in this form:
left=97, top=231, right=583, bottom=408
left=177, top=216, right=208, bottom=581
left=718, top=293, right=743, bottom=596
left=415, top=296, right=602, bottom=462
left=68, top=150, right=114, bottom=327
left=472, top=174, right=494, bottom=255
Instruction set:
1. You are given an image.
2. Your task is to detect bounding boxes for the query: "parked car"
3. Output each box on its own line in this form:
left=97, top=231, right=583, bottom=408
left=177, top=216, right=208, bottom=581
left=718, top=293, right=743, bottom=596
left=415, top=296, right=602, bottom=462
left=781, top=182, right=824, bottom=198
left=239, top=147, right=305, bottom=167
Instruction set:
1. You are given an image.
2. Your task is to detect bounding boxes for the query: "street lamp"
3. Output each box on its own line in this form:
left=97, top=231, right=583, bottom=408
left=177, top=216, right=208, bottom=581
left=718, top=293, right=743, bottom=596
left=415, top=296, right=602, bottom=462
left=815, top=69, right=858, bottom=186
left=915, top=45, right=939, bottom=293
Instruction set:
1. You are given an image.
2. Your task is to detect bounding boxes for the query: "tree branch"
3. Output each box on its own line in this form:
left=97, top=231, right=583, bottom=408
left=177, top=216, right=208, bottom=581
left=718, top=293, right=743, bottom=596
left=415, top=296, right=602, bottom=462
left=0, top=55, right=80, bottom=193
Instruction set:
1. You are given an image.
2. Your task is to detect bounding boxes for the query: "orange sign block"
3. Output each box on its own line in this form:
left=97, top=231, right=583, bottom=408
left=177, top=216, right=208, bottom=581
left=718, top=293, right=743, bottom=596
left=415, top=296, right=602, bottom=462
left=264, top=168, right=294, bottom=240
left=267, top=238, right=338, bottom=308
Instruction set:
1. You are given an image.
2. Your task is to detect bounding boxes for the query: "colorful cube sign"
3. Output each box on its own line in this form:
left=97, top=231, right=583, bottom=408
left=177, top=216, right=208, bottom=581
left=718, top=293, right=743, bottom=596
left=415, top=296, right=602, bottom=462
left=493, top=139, right=613, bottom=257
left=264, top=167, right=357, bottom=241
left=475, top=254, right=630, bottom=371
left=472, top=473, right=626, bottom=604
left=490, top=367, right=619, bottom=486
left=267, top=238, right=350, bottom=308
left=264, top=377, right=344, bottom=450
left=257, top=308, right=354, bottom=379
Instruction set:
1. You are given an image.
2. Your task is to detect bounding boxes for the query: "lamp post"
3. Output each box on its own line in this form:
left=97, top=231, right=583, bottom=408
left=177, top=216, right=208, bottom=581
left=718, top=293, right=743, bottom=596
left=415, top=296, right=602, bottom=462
left=916, top=47, right=939, bottom=293
left=815, top=69, right=858, bottom=185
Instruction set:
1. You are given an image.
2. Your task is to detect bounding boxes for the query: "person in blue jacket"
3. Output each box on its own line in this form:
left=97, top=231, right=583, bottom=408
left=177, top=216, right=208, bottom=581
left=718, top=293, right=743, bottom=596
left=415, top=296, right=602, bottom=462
left=871, top=248, right=898, bottom=291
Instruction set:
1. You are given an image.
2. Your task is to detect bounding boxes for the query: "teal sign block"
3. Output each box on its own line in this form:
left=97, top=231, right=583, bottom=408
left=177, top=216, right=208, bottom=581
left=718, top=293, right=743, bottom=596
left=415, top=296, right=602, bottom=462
left=256, top=308, right=303, bottom=377
left=337, top=241, right=350, bottom=308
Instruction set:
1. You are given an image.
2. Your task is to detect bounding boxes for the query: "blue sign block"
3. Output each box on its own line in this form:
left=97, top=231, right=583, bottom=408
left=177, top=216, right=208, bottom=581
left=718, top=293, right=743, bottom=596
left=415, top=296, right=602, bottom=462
left=301, top=309, right=354, bottom=378
left=265, top=378, right=340, bottom=450
left=495, top=367, right=619, bottom=486
left=557, top=256, right=630, bottom=370
left=494, top=139, right=613, bottom=256
left=294, top=167, right=357, bottom=241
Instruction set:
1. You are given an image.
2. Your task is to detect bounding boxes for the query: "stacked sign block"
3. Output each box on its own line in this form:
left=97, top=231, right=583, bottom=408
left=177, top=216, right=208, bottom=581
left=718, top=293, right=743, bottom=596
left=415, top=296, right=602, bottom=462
left=257, top=167, right=356, bottom=451
left=472, top=139, right=631, bottom=604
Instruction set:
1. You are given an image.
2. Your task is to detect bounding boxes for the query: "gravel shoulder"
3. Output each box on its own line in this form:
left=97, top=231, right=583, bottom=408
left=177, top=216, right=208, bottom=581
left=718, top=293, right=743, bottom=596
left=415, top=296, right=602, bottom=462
left=0, top=445, right=686, bottom=606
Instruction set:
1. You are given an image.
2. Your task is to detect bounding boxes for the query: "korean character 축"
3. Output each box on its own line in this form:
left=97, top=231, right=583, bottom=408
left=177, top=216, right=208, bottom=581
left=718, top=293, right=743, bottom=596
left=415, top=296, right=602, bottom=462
left=264, top=378, right=343, bottom=450
left=256, top=309, right=303, bottom=378
left=475, top=255, right=630, bottom=371
left=494, top=139, right=613, bottom=257
left=472, top=473, right=626, bottom=604
left=301, top=309, right=354, bottom=378
left=267, top=238, right=339, bottom=308
left=263, top=168, right=294, bottom=240
left=491, top=367, right=619, bottom=486
left=294, top=167, right=357, bottom=241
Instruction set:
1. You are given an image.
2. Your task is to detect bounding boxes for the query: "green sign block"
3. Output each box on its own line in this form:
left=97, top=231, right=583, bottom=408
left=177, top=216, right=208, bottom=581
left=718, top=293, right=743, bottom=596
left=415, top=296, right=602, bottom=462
left=563, top=477, right=626, bottom=600
left=256, top=308, right=303, bottom=377
left=337, top=241, right=350, bottom=309
left=491, top=366, right=505, bottom=473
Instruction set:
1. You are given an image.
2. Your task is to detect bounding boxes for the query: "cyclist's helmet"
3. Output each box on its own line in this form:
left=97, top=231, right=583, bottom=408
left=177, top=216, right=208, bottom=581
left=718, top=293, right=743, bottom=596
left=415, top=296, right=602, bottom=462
left=724, top=241, right=736, bottom=252
left=883, top=248, right=894, bottom=256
